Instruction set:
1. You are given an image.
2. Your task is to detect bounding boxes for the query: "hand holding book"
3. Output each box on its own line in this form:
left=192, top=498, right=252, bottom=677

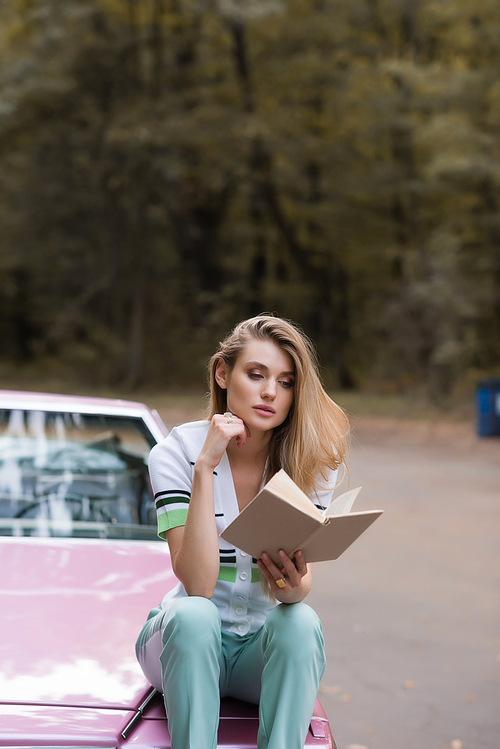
left=220, top=469, right=383, bottom=566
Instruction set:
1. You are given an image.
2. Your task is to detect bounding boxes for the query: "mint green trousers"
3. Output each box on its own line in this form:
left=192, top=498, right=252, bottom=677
left=135, top=597, right=326, bottom=749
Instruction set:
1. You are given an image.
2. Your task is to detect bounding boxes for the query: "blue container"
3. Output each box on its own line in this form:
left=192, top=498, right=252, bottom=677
left=476, top=379, right=500, bottom=437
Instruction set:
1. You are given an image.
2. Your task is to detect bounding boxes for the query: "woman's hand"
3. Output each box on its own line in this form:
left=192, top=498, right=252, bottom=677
left=169, top=413, right=249, bottom=598
left=197, top=413, right=250, bottom=471
left=257, top=549, right=312, bottom=603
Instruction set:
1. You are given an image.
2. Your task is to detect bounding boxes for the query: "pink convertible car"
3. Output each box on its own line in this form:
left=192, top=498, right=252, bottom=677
left=0, top=390, right=336, bottom=748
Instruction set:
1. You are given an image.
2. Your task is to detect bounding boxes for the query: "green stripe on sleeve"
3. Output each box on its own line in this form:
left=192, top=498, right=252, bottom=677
left=156, top=494, right=190, bottom=509
left=157, top=508, right=189, bottom=539
left=218, top=566, right=237, bottom=583
left=251, top=568, right=262, bottom=583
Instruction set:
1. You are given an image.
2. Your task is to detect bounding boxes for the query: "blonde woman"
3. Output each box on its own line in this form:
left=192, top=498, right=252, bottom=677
left=136, top=314, right=349, bottom=749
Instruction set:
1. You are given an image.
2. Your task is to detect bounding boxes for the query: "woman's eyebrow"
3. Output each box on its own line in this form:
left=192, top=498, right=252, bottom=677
left=245, top=361, right=295, bottom=376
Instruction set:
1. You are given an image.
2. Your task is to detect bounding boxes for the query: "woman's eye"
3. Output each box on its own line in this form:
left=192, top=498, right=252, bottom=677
left=248, top=372, right=263, bottom=380
left=279, top=380, right=294, bottom=389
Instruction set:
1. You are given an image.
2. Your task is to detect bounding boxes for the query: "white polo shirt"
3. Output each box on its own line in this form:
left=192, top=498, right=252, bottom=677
left=148, top=421, right=337, bottom=636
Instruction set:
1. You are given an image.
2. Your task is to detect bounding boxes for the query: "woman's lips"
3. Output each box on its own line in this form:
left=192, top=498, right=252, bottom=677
left=252, top=405, right=276, bottom=416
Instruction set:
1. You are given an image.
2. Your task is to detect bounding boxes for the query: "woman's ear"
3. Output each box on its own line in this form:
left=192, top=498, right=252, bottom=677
left=215, top=361, right=228, bottom=389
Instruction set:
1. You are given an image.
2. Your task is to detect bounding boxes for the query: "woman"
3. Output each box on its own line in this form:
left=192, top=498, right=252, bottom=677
left=136, top=314, right=350, bottom=749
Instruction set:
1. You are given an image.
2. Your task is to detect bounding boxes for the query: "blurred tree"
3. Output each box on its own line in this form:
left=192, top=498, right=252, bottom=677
left=0, top=0, right=498, bottom=395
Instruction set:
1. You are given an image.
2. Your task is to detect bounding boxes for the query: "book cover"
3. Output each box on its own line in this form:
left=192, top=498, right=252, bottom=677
left=220, top=469, right=383, bottom=565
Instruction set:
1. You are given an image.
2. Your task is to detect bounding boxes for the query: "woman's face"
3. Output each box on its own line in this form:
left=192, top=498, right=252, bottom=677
left=216, top=338, right=295, bottom=433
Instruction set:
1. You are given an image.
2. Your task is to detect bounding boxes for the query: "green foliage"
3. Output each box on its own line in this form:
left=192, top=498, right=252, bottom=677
left=0, top=0, right=499, bottom=397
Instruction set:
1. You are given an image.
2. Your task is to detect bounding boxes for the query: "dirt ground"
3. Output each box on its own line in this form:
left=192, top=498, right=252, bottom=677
left=157, top=408, right=500, bottom=749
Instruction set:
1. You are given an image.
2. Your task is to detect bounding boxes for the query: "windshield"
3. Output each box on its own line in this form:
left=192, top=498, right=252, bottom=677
left=0, top=409, right=160, bottom=541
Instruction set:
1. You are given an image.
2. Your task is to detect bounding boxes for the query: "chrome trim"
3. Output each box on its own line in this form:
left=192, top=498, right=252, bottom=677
left=121, top=686, right=159, bottom=739
left=0, top=518, right=162, bottom=541
left=0, top=397, right=167, bottom=444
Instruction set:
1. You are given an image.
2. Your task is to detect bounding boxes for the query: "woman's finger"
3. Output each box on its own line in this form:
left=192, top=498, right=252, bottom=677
left=292, top=550, right=308, bottom=576
left=260, top=550, right=309, bottom=590
left=258, top=553, right=282, bottom=580
left=212, top=414, right=247, bottom=441
left=257, top=557, right=288, bottom=591
left=259, top=551, right=302, bottom=591
left=200, top=414, right=248, bottom=468
left=217, top=412, right=249, bottom=448
left=277, top=549, right=307, bottom=582
left=235, top=419, right=251, bottom=448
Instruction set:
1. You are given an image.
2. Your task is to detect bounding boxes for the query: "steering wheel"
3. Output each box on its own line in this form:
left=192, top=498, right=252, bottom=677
left=14, top=491, right=118, bottom=523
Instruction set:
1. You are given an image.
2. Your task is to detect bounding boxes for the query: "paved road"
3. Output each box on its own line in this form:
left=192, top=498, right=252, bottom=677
left=158, top=409, right=500, bottom=749
left=308, top=418, right=500, bottom=749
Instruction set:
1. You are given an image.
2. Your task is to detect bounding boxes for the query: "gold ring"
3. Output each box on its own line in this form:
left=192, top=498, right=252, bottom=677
left=275, top=577, right=286, bottom=589
left=223, top=411, right=233, bottom=423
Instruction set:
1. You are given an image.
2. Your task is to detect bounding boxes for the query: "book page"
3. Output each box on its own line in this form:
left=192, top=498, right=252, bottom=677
left=324, top=486, right=362, bottom=517
left=265, top=470, right=324, bottom=521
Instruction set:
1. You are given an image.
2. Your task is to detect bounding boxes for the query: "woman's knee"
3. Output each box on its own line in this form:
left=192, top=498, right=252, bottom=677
left=264, top=603, right=324, bottom=653
left=162, top=596, right=221, bottom=649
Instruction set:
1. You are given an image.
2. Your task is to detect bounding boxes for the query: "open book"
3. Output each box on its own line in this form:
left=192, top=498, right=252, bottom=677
left=220, top=469, right=383, bottom=565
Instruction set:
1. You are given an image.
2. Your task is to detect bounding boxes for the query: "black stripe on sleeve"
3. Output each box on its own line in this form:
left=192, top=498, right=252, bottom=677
left=155, top=489, right=191, bottom=500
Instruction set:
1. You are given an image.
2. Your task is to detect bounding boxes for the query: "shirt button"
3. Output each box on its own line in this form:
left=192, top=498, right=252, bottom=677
left=235, top=606, right=245, bottom=615
left=239, top=572, right=248, bottom=581
left=237, top=595, right=245, bottom=601
left=240, top=551, right=247, bottom=557
left=238, top=624, right=246, bottom=633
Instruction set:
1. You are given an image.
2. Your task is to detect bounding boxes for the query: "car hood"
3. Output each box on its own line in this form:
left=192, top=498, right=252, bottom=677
left=0, top=536, right=175, bottom=709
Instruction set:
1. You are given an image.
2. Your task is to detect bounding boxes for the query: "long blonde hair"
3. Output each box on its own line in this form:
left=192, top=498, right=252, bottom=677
left=207, top=314, right=350, bottom=497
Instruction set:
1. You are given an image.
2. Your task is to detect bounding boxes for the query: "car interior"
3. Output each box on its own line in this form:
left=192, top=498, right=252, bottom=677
left=0, top=409, right=159, bottom=539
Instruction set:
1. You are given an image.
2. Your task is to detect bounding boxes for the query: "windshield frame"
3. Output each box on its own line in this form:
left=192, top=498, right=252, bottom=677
left=0, top=396, right=167, bottom=542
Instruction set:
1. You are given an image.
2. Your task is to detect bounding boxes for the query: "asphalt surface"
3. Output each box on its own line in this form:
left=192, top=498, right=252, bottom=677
left=158, top=409, right=500, bottom=749
left=309, top=418, right=500, bottom=749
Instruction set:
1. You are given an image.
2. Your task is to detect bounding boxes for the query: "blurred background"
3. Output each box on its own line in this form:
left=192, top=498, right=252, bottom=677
left=1, top=5, right=499, bottom=748
left=1, top=0, right=500, bottom=412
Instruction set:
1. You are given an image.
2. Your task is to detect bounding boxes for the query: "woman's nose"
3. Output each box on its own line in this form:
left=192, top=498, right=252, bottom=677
left=261, top=379, right=277, bottom=399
